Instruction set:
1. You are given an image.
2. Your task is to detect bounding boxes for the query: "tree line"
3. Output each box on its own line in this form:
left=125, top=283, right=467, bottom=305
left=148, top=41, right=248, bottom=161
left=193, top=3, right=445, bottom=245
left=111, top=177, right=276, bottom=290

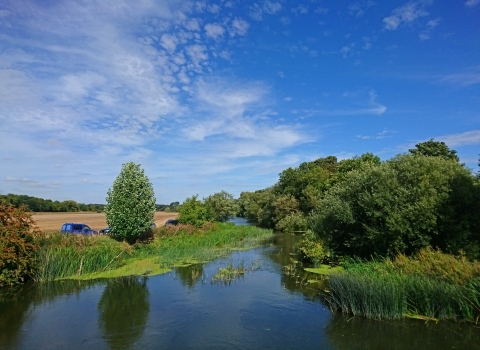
left=0, top=194, right=105, bottom=212
left=237, top=139, right=480, bottom=262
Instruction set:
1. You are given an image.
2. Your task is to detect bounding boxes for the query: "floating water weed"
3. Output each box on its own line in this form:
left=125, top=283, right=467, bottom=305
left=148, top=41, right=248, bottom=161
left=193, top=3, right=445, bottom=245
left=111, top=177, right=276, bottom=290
left=211, top=258, right=262, bottom=285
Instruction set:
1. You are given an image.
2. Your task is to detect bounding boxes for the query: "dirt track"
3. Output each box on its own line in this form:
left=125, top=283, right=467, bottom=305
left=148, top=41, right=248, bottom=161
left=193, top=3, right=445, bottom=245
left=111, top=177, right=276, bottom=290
left=32, top=212, right=178, bottom=232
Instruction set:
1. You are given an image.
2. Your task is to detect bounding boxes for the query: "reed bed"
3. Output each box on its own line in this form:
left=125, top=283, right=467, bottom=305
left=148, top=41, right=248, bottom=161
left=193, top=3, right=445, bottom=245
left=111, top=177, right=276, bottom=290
left=33, top=223, right=273, bottom=281
left=34, top=233, right=132, bottom=282
left=326, top=250, right=480, bottom=322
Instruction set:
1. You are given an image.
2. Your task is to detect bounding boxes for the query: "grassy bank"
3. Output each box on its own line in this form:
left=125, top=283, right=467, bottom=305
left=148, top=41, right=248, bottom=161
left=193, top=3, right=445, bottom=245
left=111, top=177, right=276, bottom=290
left=325, top=249, right=480, bottom=322
left=34, top=222, right=274, bottom=281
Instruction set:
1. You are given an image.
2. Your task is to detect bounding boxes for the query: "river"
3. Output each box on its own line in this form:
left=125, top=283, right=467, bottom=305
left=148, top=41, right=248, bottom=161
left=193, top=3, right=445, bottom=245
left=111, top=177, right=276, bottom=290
left=1, top=219, right=478, bottom=349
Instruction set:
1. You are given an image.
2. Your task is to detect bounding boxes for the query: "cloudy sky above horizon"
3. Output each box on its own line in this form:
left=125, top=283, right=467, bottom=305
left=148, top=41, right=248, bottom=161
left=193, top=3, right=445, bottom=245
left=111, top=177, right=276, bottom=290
left=1, top=0, right=479, bottom=204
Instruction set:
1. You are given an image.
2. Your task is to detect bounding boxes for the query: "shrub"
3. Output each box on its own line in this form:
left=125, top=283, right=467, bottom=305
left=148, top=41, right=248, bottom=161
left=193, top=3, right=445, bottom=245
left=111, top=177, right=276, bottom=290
left=204, top=191, right=238, bottom=222
left=299, top=230, right=330, bottom=266
left=177, top=195, right=213, bottom=227
left=308, top=154, right=479, bottom=258
left=105, top=162, right=156, bottom=244
left=0, top=202, right=40, bottom=286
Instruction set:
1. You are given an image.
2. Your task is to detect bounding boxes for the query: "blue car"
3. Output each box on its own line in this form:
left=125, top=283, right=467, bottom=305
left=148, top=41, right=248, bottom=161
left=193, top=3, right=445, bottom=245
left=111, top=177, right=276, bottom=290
left=61, top=223, right=98, bottom=235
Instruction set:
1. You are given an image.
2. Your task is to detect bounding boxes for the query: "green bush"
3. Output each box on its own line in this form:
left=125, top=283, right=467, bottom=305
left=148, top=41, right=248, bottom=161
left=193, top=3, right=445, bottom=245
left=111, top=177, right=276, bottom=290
left=0, top=202, right=40, bottom=286
left=308, top=154, right=479, bottom=258
left=204, top=190, right=238, bottom=222
left=105, top=162, right=156, bottom=244
left=299, top=230, right=330, bottom=266
left=177, top=195, right=212, bottom=227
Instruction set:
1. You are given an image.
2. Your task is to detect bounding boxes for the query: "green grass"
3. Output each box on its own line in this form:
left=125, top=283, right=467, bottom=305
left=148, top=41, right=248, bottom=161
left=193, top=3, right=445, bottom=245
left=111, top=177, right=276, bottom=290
left=33, top=223, right=273, bottom=282
left=325, top=250, right=480, bottom=322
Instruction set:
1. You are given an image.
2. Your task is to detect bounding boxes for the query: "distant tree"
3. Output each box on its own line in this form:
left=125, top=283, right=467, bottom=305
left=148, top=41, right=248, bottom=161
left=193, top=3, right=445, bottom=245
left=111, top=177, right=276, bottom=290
left=177, top=195, right=212, bottom=227
left=204, top=191, right=238, bottom=222
left=105, top=162, right=156, bottom=243
left=408, top=138, right=459, bottom=162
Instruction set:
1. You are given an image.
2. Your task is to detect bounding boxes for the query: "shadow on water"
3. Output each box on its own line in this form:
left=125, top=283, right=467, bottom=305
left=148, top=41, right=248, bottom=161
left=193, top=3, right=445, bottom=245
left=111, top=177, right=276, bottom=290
left=264, top=231, right=327, bottom=301
left=98, top=276, right=150, bottom=350
left=325, top=313, right=480, bottom=350
left=0, top=279, right=102, bottom=349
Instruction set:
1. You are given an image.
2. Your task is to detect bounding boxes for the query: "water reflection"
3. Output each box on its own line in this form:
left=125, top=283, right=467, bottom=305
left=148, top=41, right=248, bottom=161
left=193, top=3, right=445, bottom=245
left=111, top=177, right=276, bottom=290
left=98, top=276, right=150, bottom=350
left=264, top=232, right=325, bottom=300
left=1, top=230, right=479, bottom=350
left=0, top=280, right=101, bottom=349
left=175, top=265, right=205, bottom=290
left=325, top=313, right=480, bottom=349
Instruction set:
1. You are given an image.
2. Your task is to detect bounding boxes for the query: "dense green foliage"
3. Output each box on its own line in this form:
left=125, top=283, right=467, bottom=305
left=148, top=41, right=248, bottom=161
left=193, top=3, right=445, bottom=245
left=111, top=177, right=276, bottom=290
left=0, top=193, right=104, bottom=212
left=326, top=249, right=480, bottom=321
left=178, top=191, right=237, bottom=226
left=34, top=233, right=132, bottom=282
left=32, top=223, right=273, bottom=281
left=308, top=154, right=480, bottom=258
left=105, top=162, right=156, bottom=243
left=238, top=153, right=382, bottom=233
left=408, top=138, right=460, bottom=162
left=0, top=203, right=40, bottom=286
left=204, top=190, right=239, bottom=222
left=177, top=195, right=212, bottom=227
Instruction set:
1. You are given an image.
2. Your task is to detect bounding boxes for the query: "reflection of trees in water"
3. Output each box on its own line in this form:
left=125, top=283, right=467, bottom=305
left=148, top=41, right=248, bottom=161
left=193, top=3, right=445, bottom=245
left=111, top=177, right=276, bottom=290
left=325, top=313, right=480, bottom=350
left=263, top=232, right=324, bottom=301
left=98, top=276, right=150, bottom=350
left=175, top=264, right=204, bottom=289
left=0, top=280, right=101, bottom=348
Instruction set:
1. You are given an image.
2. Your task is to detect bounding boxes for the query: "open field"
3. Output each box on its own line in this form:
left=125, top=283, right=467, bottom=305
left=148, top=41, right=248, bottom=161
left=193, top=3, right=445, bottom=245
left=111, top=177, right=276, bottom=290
left=32, top=211, right=178, bottom=232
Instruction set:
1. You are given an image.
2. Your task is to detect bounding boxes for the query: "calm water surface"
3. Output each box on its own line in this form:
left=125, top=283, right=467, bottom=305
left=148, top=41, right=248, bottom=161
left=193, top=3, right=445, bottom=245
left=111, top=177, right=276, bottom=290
left=1, top=220, right=479, bottom=349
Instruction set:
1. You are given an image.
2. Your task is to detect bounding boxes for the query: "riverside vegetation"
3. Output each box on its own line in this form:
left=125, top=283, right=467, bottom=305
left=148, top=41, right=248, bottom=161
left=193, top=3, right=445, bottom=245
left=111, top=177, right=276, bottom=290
left=237, top=140, right=480, bottom=323
left=2, top=140, right=479, bottom=323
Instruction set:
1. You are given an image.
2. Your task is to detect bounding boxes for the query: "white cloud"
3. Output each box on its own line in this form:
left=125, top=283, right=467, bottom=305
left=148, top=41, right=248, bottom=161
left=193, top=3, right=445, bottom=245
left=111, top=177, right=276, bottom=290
left=465, top=0, right=480, bottom=7
left=230, top=18, right=250, bottom=36
left=383, top=1, right=431, bottom=30
left=441, top=69, right=480, bottom=86
left=160, top=33, right=178, bottom=52
left=249, top=1, right=282, bottom=21
left=207, top=4, right=221, bottom=14
left=291, top=5, right=309, bottom=15
left=205, top=23, right=225, bottom=40
left=185, top=18, right=201, bottom=31
left=437, top=130, right=480, bottom=147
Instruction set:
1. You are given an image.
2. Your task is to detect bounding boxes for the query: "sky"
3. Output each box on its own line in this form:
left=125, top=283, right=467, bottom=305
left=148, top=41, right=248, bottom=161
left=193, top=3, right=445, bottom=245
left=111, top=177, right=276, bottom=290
left=1, top=0, right=479, bottom=205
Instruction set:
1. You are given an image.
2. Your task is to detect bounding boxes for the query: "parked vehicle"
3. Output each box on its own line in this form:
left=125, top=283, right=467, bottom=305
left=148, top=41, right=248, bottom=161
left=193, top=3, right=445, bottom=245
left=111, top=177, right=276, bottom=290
left=99, top=223, right=156, bottom=235
left=163, top=219, right=178, bottom=226
left=61, top=223, right=98, bottom=235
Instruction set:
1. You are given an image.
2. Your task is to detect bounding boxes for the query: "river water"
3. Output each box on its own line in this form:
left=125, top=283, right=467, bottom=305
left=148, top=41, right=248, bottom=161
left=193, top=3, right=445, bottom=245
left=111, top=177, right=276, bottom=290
left=1, top=220, right=479, bottom=349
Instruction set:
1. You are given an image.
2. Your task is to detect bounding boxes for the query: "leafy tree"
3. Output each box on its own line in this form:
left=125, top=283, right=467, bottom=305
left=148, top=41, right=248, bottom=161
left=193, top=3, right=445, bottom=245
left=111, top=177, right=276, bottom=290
left=105, top=162, right=156, bottom=243
left=177, top=195, right=212, bottom=227
left=0, top=202, right=40, bottom=286
left=204, top=191, right=238, bottom=222
left=237, top=188, right=276, bottom=228
left=408, top=138, right=459, bottom=162
left=276, top=156, right=337, bottom=212
left=337, top=153, right=381, bottom=181
left=308, top=154, right=479, bottom=259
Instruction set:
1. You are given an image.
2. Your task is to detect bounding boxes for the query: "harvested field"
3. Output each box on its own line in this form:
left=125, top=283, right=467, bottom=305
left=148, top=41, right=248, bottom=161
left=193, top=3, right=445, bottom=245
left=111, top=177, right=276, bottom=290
left=32, top=211, right=178, bottom=232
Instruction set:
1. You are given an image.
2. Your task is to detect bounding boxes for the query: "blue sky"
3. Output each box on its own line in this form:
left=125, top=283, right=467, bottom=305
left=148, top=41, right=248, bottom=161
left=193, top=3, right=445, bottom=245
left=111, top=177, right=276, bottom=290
left=1, top=0, right=479, bottom=205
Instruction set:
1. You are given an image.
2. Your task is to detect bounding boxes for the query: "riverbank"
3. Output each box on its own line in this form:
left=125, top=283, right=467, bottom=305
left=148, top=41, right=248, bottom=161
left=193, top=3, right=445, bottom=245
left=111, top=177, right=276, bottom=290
left=33, top=222, right=274, bottom=282
left=323, top=249, right=480, bottom=323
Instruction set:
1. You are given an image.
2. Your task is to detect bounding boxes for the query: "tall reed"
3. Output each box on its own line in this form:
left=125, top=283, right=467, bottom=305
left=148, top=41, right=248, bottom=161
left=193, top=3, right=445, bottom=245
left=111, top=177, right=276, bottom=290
left=326, top=250, right=480, bottom=322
